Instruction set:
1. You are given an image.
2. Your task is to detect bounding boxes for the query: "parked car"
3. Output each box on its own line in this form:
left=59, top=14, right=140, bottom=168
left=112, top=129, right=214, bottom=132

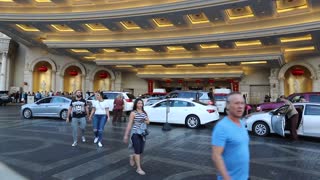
left=139, top=92, right=167, bottom=104
left=86, top=91, right=135, bottom=112
left=0, top=91, right=11, bottom=106
left=21, top=96, right=71, bottom=120
left=144, top=98, right=219, bottom=128
left=256, top=92, right=320, bottom=111
left=144, top=97, right=164, bottom=106
left=244, top=103, right=320, bottom=138
left=165, top=90, right=211, bottom=104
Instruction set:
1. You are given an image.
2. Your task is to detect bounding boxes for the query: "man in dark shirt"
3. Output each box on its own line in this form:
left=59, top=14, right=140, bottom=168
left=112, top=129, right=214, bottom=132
left=66, top=90, right=89, bottom=147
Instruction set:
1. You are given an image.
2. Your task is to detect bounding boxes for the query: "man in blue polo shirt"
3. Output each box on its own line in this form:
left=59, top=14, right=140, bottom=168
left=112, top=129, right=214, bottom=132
left=211, top=92, right=250, bottom=180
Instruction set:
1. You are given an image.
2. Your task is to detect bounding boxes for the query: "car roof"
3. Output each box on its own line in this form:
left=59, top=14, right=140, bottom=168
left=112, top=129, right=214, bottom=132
left=293, top=102, right=320, bottom=105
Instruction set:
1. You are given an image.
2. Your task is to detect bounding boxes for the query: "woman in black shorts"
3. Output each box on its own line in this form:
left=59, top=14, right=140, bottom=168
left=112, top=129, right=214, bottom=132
left=123, top=98, right=150, bottom=175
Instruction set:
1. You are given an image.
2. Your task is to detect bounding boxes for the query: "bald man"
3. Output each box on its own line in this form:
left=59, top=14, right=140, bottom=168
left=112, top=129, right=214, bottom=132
left=211, top=92, right=250, bottom=180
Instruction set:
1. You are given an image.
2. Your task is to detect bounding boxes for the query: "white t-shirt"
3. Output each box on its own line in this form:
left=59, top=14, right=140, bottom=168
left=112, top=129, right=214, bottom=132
left=92, top=100, right=109, bottom=115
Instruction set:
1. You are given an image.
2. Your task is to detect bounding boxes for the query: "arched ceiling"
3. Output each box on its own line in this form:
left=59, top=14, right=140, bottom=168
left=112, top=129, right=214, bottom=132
left=0, top=0, right=319, bottom=79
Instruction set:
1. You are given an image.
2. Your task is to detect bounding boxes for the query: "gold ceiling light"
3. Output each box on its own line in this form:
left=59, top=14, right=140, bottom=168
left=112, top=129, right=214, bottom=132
left=167, top=46, right=185, bottom=51
left=276, top=0, right=308, bottom=13
left=187, top=13, right=210, bottom=24
left=34, top=0, right=51, bottom=2
left=16, top=24, right=40, bottom=32
left=241, top=61, right=267, bottom=65
left=136, top=48, right=154, bottom=52
left=120, top=21, right=140, bottom=30
left=84, top=56, right=96, bottom=60
left=208, top=63, right=226, bottom=66
left=280, top=34, right=312, bottom=43
left=146, top=65, right=162, bottom=68
left=152, top=18, right=174, bottom=27
left=200, top=44, right=219, bottom=49
left=70, top=49, right=90, bottom=53
left=51, top=24, right=74, bottom=32
left=103, top=48, right=120, bottom=53
left=284, top=46, right=315, bottom=52
left=235, top=40, right=261, bottom=47
left=226, top=6, right=254, bottom=20
left=115, top=65, right=133, bottom=68
left=177, top=64, right=194, bottom=67
left=84, top=23, right=109, bottom=31
left=0, top=0, right=13, bottom=2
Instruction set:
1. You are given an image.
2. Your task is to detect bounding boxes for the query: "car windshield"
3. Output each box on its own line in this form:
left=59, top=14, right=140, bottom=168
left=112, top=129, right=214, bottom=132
left=215, top=95, right=227, bottom=101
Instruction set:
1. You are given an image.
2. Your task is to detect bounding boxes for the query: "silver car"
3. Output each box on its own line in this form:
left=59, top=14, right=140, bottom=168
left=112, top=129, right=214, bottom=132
left=21, top=96, right=71, bottom=120
left=244, top=103, right=320, bottom=138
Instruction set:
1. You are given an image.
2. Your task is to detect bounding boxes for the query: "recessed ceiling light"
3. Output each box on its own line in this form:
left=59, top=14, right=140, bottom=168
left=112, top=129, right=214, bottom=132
left=16, top=24, right=40, bottom=32
left=241, top=61, right=267, bottom=65
left=284, top=46, right=315, bottom=52
left=167, top=46, right=185, bottom=51
left=136, top=48, right=154, bottom=52
left=235, top=40, right=261, bottom=47
left=280, top=34, right=312, bottom=43
left=51, top=24, right=74, bottom=32
left=200, top=44, right=219, bottom=49
left=70, top=49, right=90, bottom=53
left=84, top=23, right=109, bottom=31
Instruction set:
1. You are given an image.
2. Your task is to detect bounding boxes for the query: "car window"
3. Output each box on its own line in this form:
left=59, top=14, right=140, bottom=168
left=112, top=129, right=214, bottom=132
left=154, top=101, right=169, bottom=107
left=309, top=95, right=320, bottom=103
left=305, top=105, right=320, bottom=115
left=87, top=95, right=96, bottom=100
left=52, top=97, right=68, bottom=103
left=126, top=93, right=136, bottom=99
left=38, top=98, right=52, bottom=104
left=172, top=100, right=194, bottom=107
left=290, top=95, right=301, bottom=103
left=214, top=95, right=227, bottom=101
left=105, top=93, right=117, bottom=99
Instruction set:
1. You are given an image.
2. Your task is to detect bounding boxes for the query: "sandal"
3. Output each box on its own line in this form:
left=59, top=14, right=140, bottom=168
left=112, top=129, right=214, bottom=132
left=129, top=155, right=135, bottom=167
left=136, top=169, right=146, bottom=175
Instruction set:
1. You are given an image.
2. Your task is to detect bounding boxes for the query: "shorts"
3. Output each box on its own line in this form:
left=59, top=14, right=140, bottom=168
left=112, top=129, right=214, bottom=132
left=131, top=134, right=145, bottom=154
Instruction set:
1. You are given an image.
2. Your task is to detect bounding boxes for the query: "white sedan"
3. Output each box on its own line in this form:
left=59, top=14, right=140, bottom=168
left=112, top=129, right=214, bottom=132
left=144, top=98, right=219, bottom=128
left=244, top=103, right=320, bottom=138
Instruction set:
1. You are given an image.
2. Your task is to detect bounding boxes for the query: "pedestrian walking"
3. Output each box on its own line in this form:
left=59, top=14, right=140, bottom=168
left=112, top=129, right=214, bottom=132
left=113, top=94, right=125, bottom=125
left=211, top=92, right=250, bottom=180
left=123, top=98, right=150, bottom=175
left=66, top=90, right=89, bottom=147
left=89, top=91, right=110, bottom=147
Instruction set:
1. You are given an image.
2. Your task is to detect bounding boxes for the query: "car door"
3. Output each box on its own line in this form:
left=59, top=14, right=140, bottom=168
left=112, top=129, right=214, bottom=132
left=32, top=97, right=52, bottom=116
left=147, top=100, right=168, bottom=123
left=169, top=100, right=194, bottom=124
left=49, top=97, right=67, bottom=117
left=271, top=105, right=289, bottom=137
left=303, top=104, right=320, bottom=137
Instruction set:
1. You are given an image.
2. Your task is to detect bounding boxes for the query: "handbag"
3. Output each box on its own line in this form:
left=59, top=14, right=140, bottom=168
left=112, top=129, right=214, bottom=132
left=137, top=123, right=149, bottom=136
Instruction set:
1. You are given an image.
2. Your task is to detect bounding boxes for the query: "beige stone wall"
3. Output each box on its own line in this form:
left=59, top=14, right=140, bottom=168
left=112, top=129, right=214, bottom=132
left=121, top=71, right=148, bottom=97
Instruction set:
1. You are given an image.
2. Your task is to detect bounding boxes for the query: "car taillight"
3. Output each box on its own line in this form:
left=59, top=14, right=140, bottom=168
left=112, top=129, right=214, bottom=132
left=125, top=99, right=132, bottom=102
left=207, top=109, right=215, bottom=113
left=208, top=101, right=214, bottom=105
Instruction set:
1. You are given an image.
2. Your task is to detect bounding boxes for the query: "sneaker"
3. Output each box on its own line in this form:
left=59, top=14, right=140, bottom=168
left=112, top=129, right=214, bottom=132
left=136, top=169, right=146, bottom=175
left=72, top=142, right=77, bottom=147
left=98, top=142, right=103, bottom=147
left=94, top=137, right=98, bottom=144
left=82, top=136, right=86, bottom=143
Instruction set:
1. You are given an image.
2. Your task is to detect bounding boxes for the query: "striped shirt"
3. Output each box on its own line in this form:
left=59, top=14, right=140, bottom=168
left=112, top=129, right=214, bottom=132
left=132, top=111, right=147, bottom=133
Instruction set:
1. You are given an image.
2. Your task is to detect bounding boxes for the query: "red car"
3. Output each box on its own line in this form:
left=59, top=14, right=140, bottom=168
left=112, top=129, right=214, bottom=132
left=257, top=92, right=320, bottom=111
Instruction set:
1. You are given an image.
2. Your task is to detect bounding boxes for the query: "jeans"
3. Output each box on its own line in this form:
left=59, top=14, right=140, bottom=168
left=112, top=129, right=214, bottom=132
left=71, top=117, right=87, bottom=142
left=93, top=114, right=107, bottom=142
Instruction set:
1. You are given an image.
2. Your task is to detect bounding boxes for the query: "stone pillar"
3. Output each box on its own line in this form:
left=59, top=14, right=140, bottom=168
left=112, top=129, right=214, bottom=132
left=269, top=68, right=280, bottom=101
left=279, top=78, right=285, bottom=96
left=114, top=71, right=122, bottom=91
left=0, top=52, right=7, bottom=90
left=51, top=70, right=56, bottom=91
left=81, top=75, right=86, bottom=92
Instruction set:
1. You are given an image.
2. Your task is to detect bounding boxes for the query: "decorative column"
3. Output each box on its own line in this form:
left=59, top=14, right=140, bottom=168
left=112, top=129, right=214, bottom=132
left=269, top=68, right=280, bottom=101
left=81, top=74, right=86, bottom=92
left=51, top=70, right=56, bottom=91
left=279, top=77, right=285, bottom=97
left=0, top=52, right=7, bottom=90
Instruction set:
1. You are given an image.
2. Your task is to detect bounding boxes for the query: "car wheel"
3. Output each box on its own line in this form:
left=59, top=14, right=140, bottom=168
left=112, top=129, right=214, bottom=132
left=23, top=108, right=32, bottom=119
left=60, top=109, right=68, bottom=120
left=185, top=115, right=200, bottom=129
left=253, top=121, right=270, bottom=136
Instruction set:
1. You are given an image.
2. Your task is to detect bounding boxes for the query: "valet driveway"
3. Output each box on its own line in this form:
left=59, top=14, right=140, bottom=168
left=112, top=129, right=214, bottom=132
left=0, top=105, right=320, bottom=180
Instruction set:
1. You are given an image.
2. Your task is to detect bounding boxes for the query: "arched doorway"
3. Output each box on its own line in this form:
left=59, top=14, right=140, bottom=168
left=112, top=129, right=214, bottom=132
left=284, top=65, right=312, bottom=96
left=63, top=66, right=82, bottom=93
left=33, top=61, right=52, bottom=92
left=93, top=71, right=111, bottom=91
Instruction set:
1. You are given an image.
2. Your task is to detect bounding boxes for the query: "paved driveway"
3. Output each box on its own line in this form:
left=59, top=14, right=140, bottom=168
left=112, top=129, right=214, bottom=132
left=0, top=105, right=320, bottom=180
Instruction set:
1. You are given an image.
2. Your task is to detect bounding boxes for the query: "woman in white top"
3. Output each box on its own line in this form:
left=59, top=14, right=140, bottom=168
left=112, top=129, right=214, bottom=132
left=89, top=91, right=110, bottom=147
